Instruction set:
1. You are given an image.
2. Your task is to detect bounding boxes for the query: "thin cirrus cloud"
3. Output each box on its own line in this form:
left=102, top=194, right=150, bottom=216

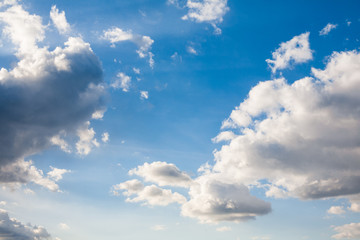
left=0, top=208, right=51, bottom=240
left=0, top=3, right=106, bottom=188
left=265, top=32, right=313, bottom=73
left=102, top=27, right=155, bottom=68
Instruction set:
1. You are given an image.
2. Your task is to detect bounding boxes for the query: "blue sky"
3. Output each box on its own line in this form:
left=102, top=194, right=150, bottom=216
left=0, top=0, right=360, bottom=239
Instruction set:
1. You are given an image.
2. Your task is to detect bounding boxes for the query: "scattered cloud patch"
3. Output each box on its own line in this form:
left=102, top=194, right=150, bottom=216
left=91, top=109, right=106, bottom=120
left=58, top=223, right=70, bottom=231
left=332, top=223, right=360, bottom=239
left=133, top=67, right=140, bottom=74
left=216, top=226, right=231, bottom=232
left=319, top=23, right=338, bottom=36
left=102, top=27, right=154, bottom=67
left=349, top=201, right=360, bottom=212
left=327, top=206, right=345, bottom=215
left=76, top=121, right=100, bottom=155
left=187, top=45, right=197, bottom=55
left=140, top=91, right=149, bottom=100
left=50, top=5, right=70, bottom=34
left=111, top=179, right=187, bottom=206
left=111, top=72, right=131, bottom=92
left=151, top=225, right=166, bottom=231
left=51, top=134, right=71, bottom=153
left=129, top=161, right=192, bottom=188
left=0, top=159, right=67, bottom=191
left=211, top=131, right=236, bottom=143
left=181, top=178, right=271, bottom=223
left=181, top=0, right=229, bottom=34
left=266, top=32, right=312, bottom=73
left=101, top=132, right=109, bottom=143
left=47, top=166, right=71, bottom=182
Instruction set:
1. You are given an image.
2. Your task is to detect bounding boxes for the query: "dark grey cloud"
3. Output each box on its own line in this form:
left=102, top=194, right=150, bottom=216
left=0, top=3, right=106, bottom=184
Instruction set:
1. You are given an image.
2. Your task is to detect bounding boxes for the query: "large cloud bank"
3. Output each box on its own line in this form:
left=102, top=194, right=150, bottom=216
left=0, top=3, right=105, bottom=188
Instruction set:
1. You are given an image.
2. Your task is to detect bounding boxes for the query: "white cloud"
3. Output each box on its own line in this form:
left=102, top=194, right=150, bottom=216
left=112, top=179, right=187, bottom=206
left=140, top=91, right=148, bottom=99
left=319, top=23, right=338, bottom=36
left=129, top=161, right=192, bottom=188
left=216, top=226, right=231, bottom=232
left=76, top=121, right=100, bottom=155
left=332, top=223, right=360, bottom=239
left=51, top=134, right=71, bottom=153
left=327, top=206, right=345, bottom=215
left=47, top=166, right=71, bottom=181
left=0, top=159, right=68, bottom=191
left=181, top=0, right=229, bottom=34
left=0, top=209, right=51, bottom=240
left=91, top=109, right=106, bottom=120
left=102, top=27, right=133, bottom=43
left=133, top=67, right=140, bottom=74
left=151, top=225, right=166, bottom=231
left=211, top=131, right=236, bottom=143
left=58, top=223, right=70, bottom=231
left=181, top=177, right=271, bottom=223
left=50, top=5, right=70, bottom=34
left=111, top=72, right=131, bottom=92
left=213, top=49, right=360, bottom=202
left=101, top=132, right=109, bottom=143
left=102, top=27, right=154, bottom=67
left=265, top=32, right=313, bottom=73
left=0, top=3, right=105, bottom=186
left=0, top=0, right=17, bottom=8
left=187, top=46, right=197, bottom=55
left=349, top=202, right=360, bottom=212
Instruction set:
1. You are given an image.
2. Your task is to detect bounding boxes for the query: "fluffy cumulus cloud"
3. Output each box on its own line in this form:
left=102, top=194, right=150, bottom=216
left=111, top=179, right=187, bottom=206
left=181, top=0, right=229, bottom=34
left=0, top=159, right=69, bottom=191
left=111, top=72, right=131, bottom=92
left=327, top=206, right=345, bottom=215
left=76, top=121, right=100, bottom=155
left=0, top=208, right=51, bottom=240
left=129, top=161, right=192, bottom=188
left=0, top=3, right=105, bottom=187
left=50, top=5, right=70, bottom=34
left=102, top=27, right=154, bottom=68
left=115, top=34, right=360, bottom=224
left=217, top=49, right=360, bottom=201
left=266, top=32, right=312, bottom=73
left=319, top=23, right=338, bottom=36
left=181, top=176, right=271, bottom=223
left=332, top=223, right=360, bottom=239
